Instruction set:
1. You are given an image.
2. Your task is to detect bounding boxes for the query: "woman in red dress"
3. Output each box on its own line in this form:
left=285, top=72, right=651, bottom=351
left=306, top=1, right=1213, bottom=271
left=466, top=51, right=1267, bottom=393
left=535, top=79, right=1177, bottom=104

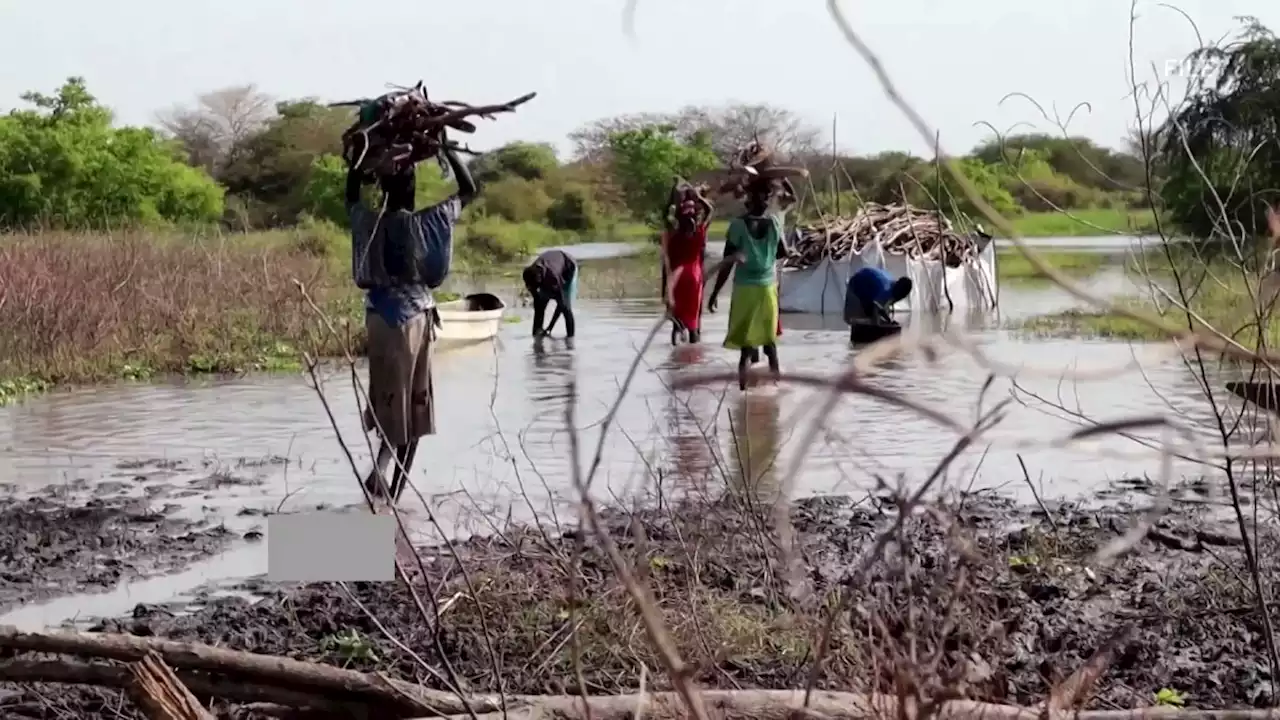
left=661, top=181, right=714, bottom=345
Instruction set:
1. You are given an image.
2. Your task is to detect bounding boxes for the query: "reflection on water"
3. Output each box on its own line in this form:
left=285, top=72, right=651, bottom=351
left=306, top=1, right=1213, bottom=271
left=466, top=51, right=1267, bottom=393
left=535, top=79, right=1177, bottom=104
left=660, top=345, right=720, bottom=492
left=728, top=390, right=784, bottom=503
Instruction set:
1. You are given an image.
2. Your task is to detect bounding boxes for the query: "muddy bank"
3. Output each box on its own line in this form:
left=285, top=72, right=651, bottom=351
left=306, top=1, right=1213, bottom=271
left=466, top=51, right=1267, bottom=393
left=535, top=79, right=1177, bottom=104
left=0, top=481, right=241, bottom=613
left=0, top=491, right=1276, bottom=717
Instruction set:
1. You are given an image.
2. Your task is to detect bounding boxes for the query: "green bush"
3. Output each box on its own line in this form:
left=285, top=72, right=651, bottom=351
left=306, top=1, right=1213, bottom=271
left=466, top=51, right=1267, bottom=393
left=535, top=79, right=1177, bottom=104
left=458, top=215, right=569, bottom=264
left=470, top=142, right=559, bottom=184
left=479, top=176, right=554, bottom=224
left=0, top=78, right=224, bottom=229
left=546, top=184, right=600, bottom=232
left=289, top=214, right=348, bottom=260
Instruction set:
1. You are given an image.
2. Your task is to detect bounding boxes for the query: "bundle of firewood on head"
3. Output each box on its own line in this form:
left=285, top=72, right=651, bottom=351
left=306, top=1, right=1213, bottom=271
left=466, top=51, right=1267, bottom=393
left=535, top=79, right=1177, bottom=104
left=330, top=81, right=536, bottom=180
left=784, top=202, right=986, bottom=269
left=715, top=140, right=809, bottom=204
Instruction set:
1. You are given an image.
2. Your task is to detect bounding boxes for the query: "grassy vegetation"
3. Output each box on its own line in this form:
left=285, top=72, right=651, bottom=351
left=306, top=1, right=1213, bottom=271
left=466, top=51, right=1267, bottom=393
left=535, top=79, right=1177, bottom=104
left=0, top=215, right=665, bottom=404
left=1015, top=259, right=1280, bottom=345
left=995, top=249, right=1108, bottom=281
left=0, top=229, right=363, bottom=405
left=1005, top=208, right=1159, bottom=237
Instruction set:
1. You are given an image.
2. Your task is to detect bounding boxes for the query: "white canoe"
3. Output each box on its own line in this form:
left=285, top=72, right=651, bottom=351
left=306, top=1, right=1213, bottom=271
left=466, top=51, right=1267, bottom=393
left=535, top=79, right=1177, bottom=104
left=435, top=293, right=506, bottom=346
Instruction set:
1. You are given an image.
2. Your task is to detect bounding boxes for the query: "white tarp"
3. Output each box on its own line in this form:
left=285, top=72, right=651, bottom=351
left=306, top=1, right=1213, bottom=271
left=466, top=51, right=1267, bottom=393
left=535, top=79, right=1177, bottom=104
left=777, top=239, right=998, bottom=315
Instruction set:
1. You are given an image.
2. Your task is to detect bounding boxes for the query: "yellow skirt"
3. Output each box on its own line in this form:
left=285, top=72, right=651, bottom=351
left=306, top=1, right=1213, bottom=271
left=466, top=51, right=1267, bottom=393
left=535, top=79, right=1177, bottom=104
left=724, top=283, right=779, bottom=349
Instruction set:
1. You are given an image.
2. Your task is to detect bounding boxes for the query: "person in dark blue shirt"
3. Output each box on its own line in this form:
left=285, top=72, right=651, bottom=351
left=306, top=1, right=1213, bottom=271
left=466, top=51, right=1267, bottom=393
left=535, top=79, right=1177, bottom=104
left=523, top=249, right=578, bottom=339
left=347, top=146, right=477, bottom=503
left=844, top=266, right=912, bottom=326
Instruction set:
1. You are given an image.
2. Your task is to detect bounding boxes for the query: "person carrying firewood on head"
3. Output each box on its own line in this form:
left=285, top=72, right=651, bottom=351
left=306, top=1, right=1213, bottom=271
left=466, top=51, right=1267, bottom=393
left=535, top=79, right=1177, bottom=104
left=347, top=143, right=478, bottom=504
left=661, top=178, right=714, bottom=345
left=707, top=171, right=798, bottom=390
left=338, top=83, right=533, bottom=505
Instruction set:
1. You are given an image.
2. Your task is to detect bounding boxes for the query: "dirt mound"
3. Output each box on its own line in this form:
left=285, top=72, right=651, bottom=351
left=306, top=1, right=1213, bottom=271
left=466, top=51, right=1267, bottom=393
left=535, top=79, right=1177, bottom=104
left=0, top=495, right=235, bottom=611
left=0, top=493, right=1274, bottom=718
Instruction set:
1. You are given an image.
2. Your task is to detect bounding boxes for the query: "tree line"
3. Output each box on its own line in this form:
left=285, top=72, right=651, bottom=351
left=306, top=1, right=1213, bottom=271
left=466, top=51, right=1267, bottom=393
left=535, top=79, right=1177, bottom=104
left=1, top=17, right=1277, bottom=240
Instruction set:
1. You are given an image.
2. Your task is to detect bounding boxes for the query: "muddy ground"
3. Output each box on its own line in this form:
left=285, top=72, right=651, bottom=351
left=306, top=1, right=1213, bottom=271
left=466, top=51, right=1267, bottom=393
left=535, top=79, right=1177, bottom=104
left=0, top=457, right=276, bottom=613
left=0, top=488, right=1277, bottom=718
left=0, top=494, right=236, bottom=615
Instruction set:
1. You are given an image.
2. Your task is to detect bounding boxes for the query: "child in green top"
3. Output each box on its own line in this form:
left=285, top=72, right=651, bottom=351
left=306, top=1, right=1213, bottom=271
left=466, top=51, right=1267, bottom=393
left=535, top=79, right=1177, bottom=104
left=707, top=176, right=796, bottom=390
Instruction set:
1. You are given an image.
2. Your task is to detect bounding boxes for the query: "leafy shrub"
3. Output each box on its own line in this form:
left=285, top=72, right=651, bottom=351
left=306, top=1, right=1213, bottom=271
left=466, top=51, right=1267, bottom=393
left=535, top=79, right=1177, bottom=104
left=479, top=176, right=554, bottom=224
left=289, top=214, right=348, bottom=260
left=0, top=78, right=224, bottom=229
left=458, top=216, right=568, bottom=264
left=546, top=184, right=599, bottom=232
left=470, top=142, right=559, bottom=184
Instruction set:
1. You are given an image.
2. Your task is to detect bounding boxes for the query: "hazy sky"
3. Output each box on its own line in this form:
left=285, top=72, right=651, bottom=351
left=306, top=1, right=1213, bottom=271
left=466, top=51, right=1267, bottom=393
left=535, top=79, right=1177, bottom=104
left=2, top=0, right=1276, bottom=158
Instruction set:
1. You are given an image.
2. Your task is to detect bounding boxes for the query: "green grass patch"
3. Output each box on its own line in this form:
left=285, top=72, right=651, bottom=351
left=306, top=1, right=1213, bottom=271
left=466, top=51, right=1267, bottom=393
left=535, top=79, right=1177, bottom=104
left=1015, top=259, right=1280, bottom=345
left=996, top=250, right=1108, bottom=281
left=1007, top=208, right=1159, bottom=238
left=1015, top=305, right=1158, bottom=341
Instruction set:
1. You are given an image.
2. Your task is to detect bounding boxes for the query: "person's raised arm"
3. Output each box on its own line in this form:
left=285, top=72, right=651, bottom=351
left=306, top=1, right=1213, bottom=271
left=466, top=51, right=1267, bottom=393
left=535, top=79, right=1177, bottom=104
left=694, top=190, right=714, bottom=228
left=663, top=177, right=682, bottom=232
left=441, top=146, right=478, bottom=207
left=777, top=178, right=798, bottom=212
left=345, top=166, right=364, bottom=210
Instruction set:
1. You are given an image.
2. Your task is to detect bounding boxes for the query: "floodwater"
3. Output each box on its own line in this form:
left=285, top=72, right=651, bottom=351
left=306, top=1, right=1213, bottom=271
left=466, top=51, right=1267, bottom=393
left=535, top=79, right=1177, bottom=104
left=0, top=236, right=1258, bottom=628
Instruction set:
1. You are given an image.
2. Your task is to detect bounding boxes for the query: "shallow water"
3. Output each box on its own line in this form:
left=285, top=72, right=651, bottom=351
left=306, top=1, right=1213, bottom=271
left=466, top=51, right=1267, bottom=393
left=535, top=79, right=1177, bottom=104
left=0, top=241, right=1255, bottom=627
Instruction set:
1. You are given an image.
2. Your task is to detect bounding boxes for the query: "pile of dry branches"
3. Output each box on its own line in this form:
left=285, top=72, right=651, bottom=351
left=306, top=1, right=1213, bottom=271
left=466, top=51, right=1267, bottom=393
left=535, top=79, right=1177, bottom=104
left=784, top=202, right=985, bottom=269
left=331, top=81, right=536, bottom=178
left=716, top=140, right=809, bottom=199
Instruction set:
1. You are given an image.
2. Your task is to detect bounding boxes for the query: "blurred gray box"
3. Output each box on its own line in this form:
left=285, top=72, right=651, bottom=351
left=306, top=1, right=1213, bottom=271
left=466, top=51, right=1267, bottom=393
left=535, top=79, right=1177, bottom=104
left=267, top=512, right=395, bottom=582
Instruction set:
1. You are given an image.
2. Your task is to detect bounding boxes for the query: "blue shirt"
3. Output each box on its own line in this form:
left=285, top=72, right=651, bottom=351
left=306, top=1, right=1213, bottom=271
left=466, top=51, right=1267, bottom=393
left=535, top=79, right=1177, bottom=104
left=849, top=266, right=895, bottom=306
left=352, top=195, right=462, bottom=327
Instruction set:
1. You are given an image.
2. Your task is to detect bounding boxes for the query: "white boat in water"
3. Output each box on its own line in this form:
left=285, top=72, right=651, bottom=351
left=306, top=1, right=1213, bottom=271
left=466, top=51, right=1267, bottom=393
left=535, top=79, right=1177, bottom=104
left=435, top=293, right=506, bottom=346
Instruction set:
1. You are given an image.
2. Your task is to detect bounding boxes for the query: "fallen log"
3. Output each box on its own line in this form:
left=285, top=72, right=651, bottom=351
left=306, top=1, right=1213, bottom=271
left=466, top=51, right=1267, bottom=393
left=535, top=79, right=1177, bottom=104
left=0, top=625, right=484, bottom=716
left=5, top=649, right=1280, bottom=720
left=403, top=692, right=1280, bottom=720
left=127, top=651, right=215, bottom=720
left=0, top=658, right=358, bottom=714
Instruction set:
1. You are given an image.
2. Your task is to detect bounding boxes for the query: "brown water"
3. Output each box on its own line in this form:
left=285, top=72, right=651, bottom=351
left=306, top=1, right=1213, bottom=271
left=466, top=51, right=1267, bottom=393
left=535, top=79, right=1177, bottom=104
left=0, top=249, right=1249, bottom=627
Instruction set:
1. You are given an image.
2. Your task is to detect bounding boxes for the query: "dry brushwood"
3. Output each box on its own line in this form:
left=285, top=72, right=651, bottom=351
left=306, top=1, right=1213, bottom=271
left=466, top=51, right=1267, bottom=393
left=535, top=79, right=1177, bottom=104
left=785, top=202, right=986, bottom=269
left=331, top=80, right=536, bottom=178
left=126, top=652, right=215, bottom=720
left=717, top=140, right=808, bottom=198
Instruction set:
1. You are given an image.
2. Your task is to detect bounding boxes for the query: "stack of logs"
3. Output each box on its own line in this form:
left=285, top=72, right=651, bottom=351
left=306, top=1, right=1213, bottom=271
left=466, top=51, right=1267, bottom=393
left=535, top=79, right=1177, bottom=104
left=784, top=203, right=986, bottom=269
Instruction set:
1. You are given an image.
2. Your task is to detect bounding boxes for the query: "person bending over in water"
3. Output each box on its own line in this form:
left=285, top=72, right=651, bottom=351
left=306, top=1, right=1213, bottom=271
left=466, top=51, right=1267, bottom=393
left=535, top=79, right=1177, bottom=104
left=661, top=179, right=714, bottom=345
left=523, top=248, right=579, bottom=339
left=844, top=266, right=912, bottom=326
left=707, top=176, right=796, bottom=389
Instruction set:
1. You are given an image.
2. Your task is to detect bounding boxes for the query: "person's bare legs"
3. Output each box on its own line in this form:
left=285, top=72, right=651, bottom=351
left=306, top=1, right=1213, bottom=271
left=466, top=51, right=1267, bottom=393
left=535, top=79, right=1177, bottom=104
left=762, top=344, right=781, bottom=383
left=363, top=442, right=395, bottom=499
left=738, top=348, right=752, bottom=390
left=389, top=440, right=418, bottom=502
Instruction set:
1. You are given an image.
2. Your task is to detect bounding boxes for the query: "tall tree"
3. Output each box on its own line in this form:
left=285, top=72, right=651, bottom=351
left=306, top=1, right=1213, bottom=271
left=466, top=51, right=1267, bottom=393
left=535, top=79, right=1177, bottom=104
left=0, top=78, right=224, bottom=228
left=1156, top=17, right=1280, bottom=242
left=569, top=103, right=823, bottom=164
left=606, top=124, right=719, bottom=227
left=157, top=85, right=275, bottom=175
